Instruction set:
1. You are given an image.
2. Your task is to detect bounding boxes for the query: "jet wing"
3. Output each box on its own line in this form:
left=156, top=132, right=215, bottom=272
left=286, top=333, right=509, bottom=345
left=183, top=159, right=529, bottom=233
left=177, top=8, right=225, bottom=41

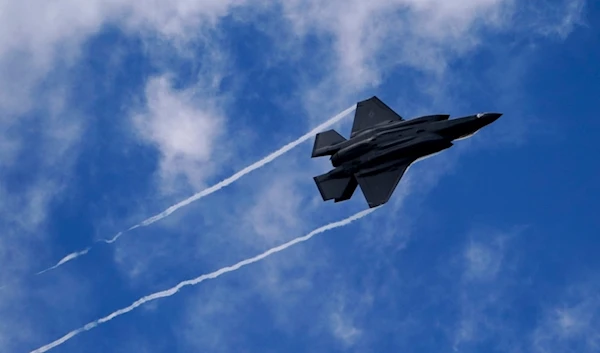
left=355, top=163, right=410, bottom=208
left=351, top=96, right=404, bottom=137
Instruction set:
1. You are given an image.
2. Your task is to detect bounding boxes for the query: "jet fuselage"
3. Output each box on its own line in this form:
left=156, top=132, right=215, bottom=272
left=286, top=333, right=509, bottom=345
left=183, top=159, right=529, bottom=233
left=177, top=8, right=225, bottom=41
left=324, top=113, right=501, bottom=177
left=311, top=95, right=502, bottom=208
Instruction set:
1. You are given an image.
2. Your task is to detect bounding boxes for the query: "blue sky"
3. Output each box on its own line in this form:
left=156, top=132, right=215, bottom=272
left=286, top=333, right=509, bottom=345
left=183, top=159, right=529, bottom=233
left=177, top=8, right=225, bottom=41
left=1, top=0, right=598, bottom=352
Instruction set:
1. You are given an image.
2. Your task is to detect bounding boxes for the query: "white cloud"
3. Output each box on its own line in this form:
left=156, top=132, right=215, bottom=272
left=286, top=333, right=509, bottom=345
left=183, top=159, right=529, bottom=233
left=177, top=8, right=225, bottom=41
left=451, top=227, right=520, bottom=350
left=178, top=285, right=238, bottom=352
left=243, top=175, right=304, bottom=244
left=0, top=89, right=82, bottom=280
left=463, top=240, right=504, bottom=282
left=533, top=280, right=600, bottom=353
left=131, top=75, right=227, bottom=192
left=330, top=311, right=362, bottom=346
left=282, top=0, right=508, bottom=79
left=236, top=152, right=328, bottom=246
left=518, top=0, right=587, bottom=39
left=448, top=226, right=600, bottom=353
left=0, top=0, right=585, bottom=116
left=326, top=289, right=373, bottom=347
left=0, top=0, right=588, bottom=351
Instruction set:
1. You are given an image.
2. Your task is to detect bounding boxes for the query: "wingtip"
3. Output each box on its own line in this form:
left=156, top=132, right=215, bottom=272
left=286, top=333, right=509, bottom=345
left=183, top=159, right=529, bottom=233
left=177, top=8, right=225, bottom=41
left=357, top=95, right=380, bottom=105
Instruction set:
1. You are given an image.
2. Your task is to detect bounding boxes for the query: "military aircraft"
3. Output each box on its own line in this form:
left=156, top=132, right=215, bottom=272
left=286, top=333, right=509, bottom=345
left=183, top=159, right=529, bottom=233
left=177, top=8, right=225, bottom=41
left=311, top=96, right=501, bottom=208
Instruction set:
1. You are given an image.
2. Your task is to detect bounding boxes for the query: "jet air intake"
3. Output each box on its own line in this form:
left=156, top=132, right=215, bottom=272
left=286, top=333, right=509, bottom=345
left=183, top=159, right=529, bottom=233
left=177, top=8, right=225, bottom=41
left=331, top=138, right=373, bottom=167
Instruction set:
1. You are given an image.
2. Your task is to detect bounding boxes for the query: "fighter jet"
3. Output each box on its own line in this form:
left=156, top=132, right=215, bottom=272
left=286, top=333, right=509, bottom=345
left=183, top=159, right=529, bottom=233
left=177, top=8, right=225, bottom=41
left=311, top=96, right=501, bottom=208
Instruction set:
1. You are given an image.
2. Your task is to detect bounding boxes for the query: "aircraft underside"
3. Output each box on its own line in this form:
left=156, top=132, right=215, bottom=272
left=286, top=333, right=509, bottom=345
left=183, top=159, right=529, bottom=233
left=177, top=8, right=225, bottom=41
left=311, top=95, right=501, bottom=208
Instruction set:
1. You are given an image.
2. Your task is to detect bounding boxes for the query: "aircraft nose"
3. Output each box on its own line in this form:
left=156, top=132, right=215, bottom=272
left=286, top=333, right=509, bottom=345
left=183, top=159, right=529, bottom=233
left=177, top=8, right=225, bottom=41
left=476, top=112, right=502, bottom=123
left=477, top=113, right=502, bottom=125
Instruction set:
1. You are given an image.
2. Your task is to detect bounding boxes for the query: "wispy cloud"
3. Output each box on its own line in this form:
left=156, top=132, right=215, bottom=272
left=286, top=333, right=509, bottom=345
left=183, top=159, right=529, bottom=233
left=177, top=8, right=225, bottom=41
left=0, top=0, right=588, bottom=351
left=533, top=279, right=600, bottom=353
left=33, top=104, right=356, bottom=276
left=29, top=208, right=377, bottom=352
left=131, top=75, right=228, bottom=193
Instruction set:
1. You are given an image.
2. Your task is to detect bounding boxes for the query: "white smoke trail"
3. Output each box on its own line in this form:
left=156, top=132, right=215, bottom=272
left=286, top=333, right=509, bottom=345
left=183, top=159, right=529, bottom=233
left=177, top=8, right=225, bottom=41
left=110, top=103, right=357, bottom=238
left=35, top=248, right=91, bottom=275
left=35, top=104, right=357, bottom=275
left=30, top=207, right=377, bottom=353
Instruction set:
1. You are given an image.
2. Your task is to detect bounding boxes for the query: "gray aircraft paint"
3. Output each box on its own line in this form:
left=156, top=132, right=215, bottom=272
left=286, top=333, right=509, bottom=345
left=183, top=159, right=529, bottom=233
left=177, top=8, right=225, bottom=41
left=311, top=96, right=501, bottom=208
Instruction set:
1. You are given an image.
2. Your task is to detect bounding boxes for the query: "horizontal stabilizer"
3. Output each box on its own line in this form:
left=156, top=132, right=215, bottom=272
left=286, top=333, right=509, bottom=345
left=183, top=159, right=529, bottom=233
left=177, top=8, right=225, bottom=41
left=314, top=173, right=357, bottom=203
left=312, top=129, right=346, bottom=157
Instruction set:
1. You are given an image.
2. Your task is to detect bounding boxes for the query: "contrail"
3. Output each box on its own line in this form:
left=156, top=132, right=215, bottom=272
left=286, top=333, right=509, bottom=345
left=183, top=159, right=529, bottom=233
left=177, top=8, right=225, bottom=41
left=29, top=207, right=377, bottom=353
left=35, top=104, right=357, bottom=275
left=108, top=103, right=357, bottom=238
left=36, top=248, right=91, bottom=275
